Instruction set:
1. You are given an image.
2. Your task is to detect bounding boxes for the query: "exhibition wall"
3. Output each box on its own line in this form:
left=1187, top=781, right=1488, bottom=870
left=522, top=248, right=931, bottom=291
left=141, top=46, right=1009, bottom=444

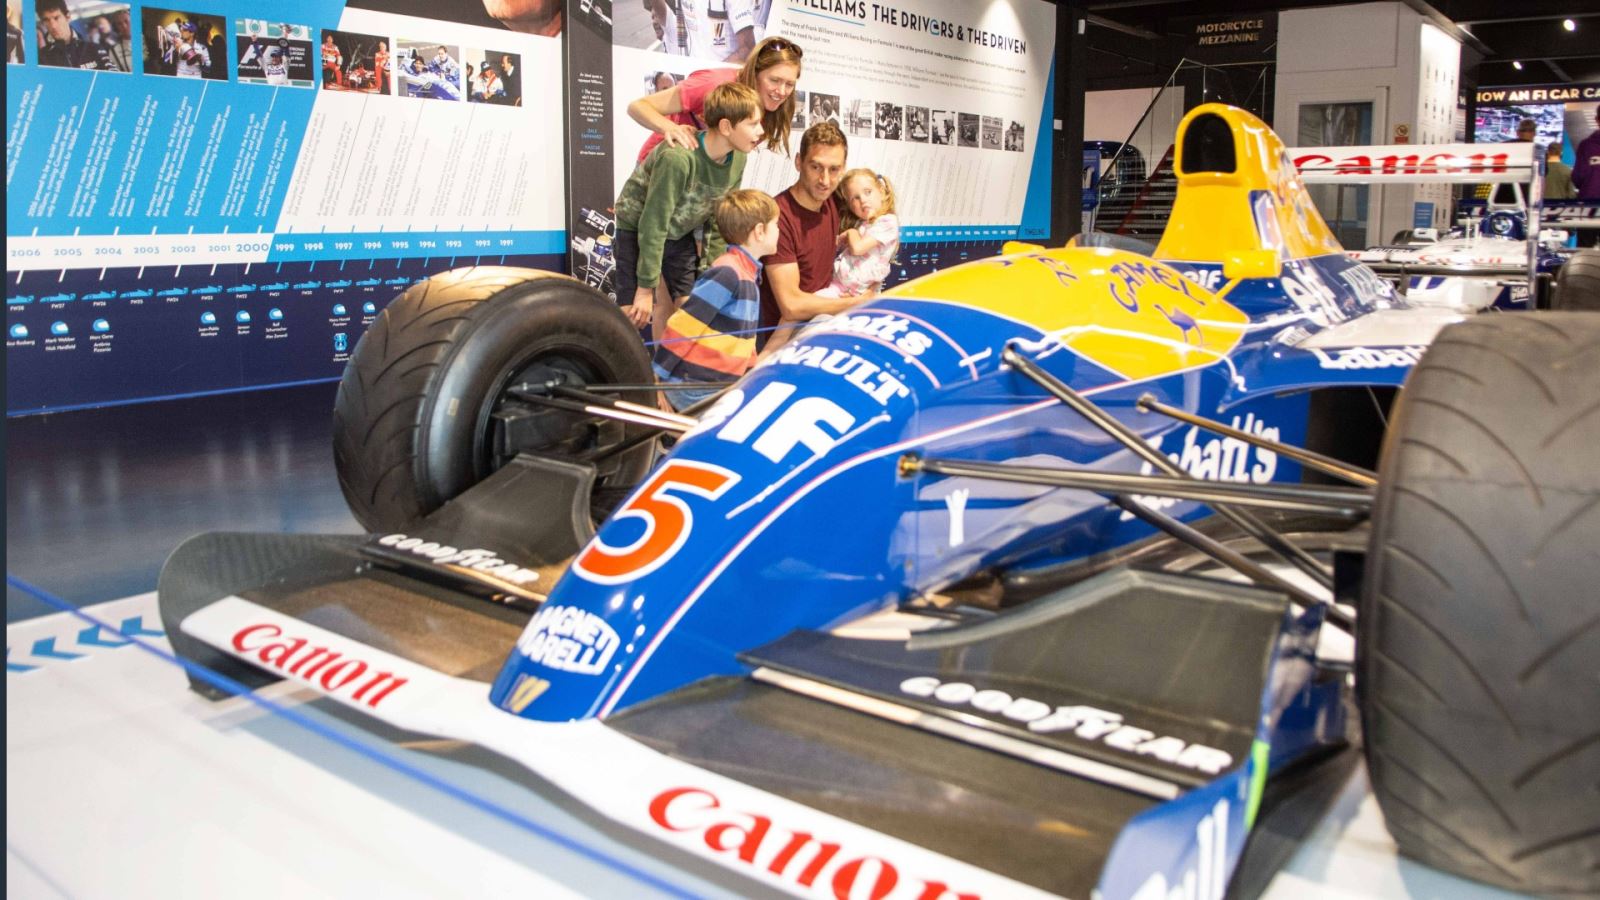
left=5, top=0, right=565, bottom=414
left=6, top=0, right=1056, bottom=415
left=1274, top=2, right=1457, bottom=244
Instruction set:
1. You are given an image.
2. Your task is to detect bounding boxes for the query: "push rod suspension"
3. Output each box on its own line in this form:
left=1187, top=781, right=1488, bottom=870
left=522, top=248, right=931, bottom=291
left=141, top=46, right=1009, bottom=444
left=902, top=456, right=1372, bottom=516
left=507, top=384, right=691, bottom=433
left=1001, top=345, right=1335, bottom=591
left=1136, top=393, right=1378, bottom=487
left=1112, top=497, right=1343, bottom=619
left=549, top=385, right=698, bottom=429
left=577, top=382, right=730, bottom=393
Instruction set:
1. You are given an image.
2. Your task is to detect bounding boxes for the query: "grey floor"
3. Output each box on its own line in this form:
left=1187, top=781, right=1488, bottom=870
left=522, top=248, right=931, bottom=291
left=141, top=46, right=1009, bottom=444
left=6, top=382, right=362, bottom=622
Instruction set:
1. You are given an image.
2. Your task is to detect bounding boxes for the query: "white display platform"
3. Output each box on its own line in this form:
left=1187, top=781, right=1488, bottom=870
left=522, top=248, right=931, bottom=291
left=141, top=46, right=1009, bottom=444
left=7, top=595, right=1527, bottom=900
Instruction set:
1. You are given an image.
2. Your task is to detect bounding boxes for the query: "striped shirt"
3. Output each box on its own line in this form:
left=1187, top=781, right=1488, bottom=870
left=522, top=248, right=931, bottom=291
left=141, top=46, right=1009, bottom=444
left=652, top=246, right=762, bottom=409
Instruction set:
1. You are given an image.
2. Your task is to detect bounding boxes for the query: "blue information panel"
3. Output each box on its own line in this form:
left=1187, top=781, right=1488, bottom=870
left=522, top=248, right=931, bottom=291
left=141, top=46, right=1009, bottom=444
left=6, top=0, right=565, bottom=414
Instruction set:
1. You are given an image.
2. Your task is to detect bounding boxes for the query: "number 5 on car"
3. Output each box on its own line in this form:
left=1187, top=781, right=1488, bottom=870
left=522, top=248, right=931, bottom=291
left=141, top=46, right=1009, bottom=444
left=573, top=461, right=739, bottom=584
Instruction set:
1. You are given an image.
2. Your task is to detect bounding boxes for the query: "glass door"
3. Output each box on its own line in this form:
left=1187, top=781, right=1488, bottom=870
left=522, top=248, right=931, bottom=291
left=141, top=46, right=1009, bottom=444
left=1298, top=101, right=1374, bottom=249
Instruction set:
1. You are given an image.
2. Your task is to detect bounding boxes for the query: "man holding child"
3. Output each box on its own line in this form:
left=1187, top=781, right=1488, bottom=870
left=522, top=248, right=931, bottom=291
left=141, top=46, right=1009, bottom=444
left=757, top=121, right=867, bottom=349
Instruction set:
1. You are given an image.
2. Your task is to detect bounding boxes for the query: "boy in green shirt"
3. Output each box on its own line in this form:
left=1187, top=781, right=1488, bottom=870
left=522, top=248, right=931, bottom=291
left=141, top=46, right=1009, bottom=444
left=614, top=80, right=766, bottom=335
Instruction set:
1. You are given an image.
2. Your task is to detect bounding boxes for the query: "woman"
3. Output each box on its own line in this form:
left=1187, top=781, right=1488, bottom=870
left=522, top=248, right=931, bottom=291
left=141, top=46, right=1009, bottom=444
left=627, top=36, right=801, bottom=161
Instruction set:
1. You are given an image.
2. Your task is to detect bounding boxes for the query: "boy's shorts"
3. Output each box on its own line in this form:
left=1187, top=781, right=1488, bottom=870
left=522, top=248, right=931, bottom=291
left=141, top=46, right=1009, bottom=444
left=613, top=228, right=699, bottom=304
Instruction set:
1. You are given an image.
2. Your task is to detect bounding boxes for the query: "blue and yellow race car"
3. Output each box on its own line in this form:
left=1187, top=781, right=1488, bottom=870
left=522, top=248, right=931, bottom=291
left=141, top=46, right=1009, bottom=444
left=160, top=104, right=1598, bottom=899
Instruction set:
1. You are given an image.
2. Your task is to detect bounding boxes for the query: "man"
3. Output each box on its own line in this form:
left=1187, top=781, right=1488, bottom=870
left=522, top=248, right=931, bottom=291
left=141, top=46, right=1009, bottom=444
left=321, top=32, right=343, bottom=87
left=499, top=53, right=521, bottom=105
left=1545, top=142, right=1574, bottom=200
left=165, top=20, right=209, bottom=79
left=758, top=121, right=862, bottom=350
left=431, top=45, right=458, bottom=83
left=676, top=0, right=756, bottom=62
left=35, top=0, right=116, bottom=70
left=1514, top=118, right=1537, bottom=143
left=482, top=0, right=562, bottom=37
left=1575, top=105, right=1600, bottom=201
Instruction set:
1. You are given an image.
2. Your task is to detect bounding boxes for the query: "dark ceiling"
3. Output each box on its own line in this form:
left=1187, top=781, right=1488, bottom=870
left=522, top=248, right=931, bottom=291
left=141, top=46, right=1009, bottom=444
left=1082, top=0, right=1600, bottom=91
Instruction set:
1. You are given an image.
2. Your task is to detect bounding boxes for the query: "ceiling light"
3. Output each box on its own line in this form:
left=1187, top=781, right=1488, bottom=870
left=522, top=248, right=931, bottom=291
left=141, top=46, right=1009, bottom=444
left=1513, top=60, right=1523, bottom=70
left=1563, top=19, right=1576, bottom=31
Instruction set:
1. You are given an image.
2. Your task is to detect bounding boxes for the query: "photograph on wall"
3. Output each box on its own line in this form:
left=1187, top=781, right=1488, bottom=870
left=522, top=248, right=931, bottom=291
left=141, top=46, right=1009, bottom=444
left=875, top=102, right=902, bottom=140
left=644, top=69, right=681, bottom=93
left=8, top=0, right=24, bottom=63
left=464, top=48, right=522, bottom=104
left=345, top=0, right=565, bottom=38
left=320, top=29, right=388, bottom=93
left=982, top=115, right=1002, bottom=150
left=34, top=0, right=131, bottom=72
left=931, top=110, right=955, bottom=145
left=809, top=92, right=839, bottom=127
left=1005, top=120, right=1025, bottom=151
left=614, top=0, right=771, bottom=59
left=142, top=7, right=227, bottom=80
left=846, top=98, right=873, bottom=138
left=235, top=19, right=313, bottom=88
left=396, top=40, right=464, bottom=101
left=958, top=112, right=979, bottom=148
left=791, top=89, right=806, bottom=130
left=906, top=106, right=929, bottom=143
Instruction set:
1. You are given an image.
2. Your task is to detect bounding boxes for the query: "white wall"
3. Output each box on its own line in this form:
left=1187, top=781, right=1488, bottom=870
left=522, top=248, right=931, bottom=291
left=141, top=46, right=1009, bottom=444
left=1275, top=3, right=1460, bottom=243
left=1085, top=86, right=1185, bottom=172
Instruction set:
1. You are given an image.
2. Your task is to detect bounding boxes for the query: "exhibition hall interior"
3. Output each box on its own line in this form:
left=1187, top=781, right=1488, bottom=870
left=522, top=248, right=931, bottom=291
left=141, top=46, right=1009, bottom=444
left=8, top=0, right=1600, bottom=896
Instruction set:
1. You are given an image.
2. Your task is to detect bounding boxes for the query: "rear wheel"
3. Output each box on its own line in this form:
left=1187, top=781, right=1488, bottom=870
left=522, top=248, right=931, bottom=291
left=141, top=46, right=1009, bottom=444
left=1553, top=249, right=1600, bottom=311
left=333, top=268, right=655, bottom=533
left=1359, top=313, right=1600, bottom=893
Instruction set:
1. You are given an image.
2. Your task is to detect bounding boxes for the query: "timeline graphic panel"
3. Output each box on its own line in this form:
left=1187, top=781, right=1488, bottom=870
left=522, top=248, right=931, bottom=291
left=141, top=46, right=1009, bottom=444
left=6, top=0, right=565, bottom=413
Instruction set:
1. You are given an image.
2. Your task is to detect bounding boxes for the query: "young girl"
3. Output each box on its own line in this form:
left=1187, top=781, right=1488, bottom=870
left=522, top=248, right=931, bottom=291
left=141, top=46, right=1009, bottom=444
left=823, top=168, right=899, bottom=298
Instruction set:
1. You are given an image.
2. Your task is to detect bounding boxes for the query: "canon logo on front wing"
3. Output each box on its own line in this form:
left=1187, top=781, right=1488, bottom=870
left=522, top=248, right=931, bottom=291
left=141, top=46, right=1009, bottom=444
left=231, top=623, right=409, bottom=708
left=648, top=786, right=981, bottom=900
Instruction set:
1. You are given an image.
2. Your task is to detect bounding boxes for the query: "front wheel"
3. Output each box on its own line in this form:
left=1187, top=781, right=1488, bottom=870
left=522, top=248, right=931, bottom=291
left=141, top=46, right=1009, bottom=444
left=1359, top=313, right=1600, bottom=893
left=333, top=268, right=655, bottom=533
left=1553, top=249, right=1600, bottom=311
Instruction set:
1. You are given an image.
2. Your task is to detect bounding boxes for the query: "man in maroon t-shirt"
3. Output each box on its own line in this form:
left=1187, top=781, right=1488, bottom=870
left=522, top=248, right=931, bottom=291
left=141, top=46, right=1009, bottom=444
left=758, top=121, right=864, bottom=349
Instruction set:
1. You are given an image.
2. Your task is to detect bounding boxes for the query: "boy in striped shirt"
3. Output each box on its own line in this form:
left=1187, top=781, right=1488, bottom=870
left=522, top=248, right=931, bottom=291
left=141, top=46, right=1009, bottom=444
left=653, top=189, right=780, bottom=411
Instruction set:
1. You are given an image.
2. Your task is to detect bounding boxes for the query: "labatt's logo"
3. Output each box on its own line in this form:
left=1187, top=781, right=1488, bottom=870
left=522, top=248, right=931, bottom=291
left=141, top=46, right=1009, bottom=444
left=1121, top=416, right=1278, bottom=520
left=515, top=604, right=620, bottom=675
left=1128, top=799, right=1231, bottom=900
left=648, top=786, right=982, bottom=900
left=1311, top=345, right=1424, bottom=371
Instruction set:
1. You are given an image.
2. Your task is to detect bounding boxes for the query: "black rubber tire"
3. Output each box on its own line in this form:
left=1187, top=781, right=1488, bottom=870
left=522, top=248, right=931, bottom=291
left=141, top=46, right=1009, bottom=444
left=1359, top=313, right=1600, bottom=894
left=1553, top=249, right=1600, bottom=311
left=333, top=267, right=654, bottom=532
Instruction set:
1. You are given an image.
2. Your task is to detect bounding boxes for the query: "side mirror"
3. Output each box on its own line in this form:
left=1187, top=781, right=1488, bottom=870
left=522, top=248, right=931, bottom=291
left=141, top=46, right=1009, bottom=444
left=1222, top=250, right=1282, bottom=281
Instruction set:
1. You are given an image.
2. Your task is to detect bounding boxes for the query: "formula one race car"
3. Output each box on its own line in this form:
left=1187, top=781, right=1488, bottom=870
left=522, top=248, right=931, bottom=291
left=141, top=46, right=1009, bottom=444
left=1287, top=139, right=1600, bottom=313
left=159, top=105, right=1600, bottom=899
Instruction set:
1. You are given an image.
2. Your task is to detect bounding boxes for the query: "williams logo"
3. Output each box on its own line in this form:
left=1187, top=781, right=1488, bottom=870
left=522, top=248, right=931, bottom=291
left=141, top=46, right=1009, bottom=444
left=515, top=605, right=620, bottom=675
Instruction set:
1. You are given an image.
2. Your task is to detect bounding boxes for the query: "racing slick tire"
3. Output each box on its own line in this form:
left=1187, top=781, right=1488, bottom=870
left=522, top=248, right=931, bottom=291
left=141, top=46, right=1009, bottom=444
left=1552, top=249, right=1600, bottom=311
left=333, top=268, right=655, bottom=532
left=1359, top=313, right=1600, bottom=894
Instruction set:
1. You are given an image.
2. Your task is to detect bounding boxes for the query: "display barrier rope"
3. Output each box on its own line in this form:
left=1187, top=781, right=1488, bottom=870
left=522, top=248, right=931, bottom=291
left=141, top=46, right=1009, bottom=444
left=5, top=574, right=702, bottom=900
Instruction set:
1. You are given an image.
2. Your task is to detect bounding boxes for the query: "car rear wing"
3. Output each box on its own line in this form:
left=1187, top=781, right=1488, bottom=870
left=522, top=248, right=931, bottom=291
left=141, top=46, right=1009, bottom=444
left=1287, top=142, right=1544, bottom=291
left=1286, top=143, right=1537, bottom=184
